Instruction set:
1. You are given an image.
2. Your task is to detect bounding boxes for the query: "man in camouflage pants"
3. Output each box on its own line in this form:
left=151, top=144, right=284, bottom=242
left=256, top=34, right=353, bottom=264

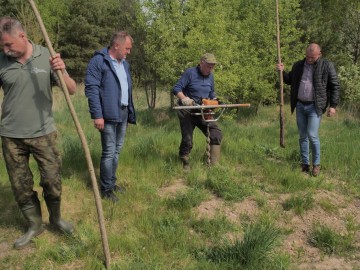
left=0, top=17, right=77, bottom=249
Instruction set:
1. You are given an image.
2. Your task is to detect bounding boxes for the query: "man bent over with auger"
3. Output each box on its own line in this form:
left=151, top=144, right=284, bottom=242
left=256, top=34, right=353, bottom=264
left=173, top=53, right=222, bottom=170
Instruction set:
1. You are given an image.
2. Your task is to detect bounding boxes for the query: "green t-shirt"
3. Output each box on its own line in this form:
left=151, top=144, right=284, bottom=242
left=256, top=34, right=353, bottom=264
left=0, top=42, right=57, bottom=138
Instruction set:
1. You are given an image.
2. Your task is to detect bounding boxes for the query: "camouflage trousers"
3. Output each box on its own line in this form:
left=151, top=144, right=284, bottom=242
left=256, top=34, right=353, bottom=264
left=1, top=132, right=62, bottom=205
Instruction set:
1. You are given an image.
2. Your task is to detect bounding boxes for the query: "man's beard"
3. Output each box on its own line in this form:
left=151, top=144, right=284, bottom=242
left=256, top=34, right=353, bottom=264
left=5, top=50, right=20, bottom=58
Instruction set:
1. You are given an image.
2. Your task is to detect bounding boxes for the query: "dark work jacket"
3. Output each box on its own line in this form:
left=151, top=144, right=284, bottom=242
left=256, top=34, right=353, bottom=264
left=283, top=58, right=340, bottom=116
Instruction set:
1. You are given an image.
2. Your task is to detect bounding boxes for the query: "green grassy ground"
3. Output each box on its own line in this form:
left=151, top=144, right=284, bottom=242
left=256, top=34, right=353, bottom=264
left=0, top=86, right=359, bottom=269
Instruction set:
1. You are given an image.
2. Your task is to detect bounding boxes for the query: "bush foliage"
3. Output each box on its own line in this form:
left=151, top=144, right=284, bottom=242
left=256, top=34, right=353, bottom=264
left=1, top=0, right=360, bottom=109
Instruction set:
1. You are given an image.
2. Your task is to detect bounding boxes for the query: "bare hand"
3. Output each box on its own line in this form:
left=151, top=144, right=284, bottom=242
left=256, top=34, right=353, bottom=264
left=276, top=63, right=284, bottom=71
left=50, top=53, right=66, bottom=72
left=327, top=107, right=336, bottom=117
left=94, top=118, right=105, bottom=130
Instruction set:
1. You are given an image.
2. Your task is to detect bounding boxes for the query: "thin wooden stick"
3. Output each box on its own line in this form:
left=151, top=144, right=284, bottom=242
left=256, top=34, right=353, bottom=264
left=27, top=0, right=111, bottom=267
left=276, top=0, right=285, bottom=148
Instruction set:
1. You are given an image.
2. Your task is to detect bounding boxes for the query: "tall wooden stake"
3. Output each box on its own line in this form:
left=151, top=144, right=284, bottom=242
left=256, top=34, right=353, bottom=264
left=276, top=0, right=285, bottom=148
left=27, top=0, right=111, bottom=267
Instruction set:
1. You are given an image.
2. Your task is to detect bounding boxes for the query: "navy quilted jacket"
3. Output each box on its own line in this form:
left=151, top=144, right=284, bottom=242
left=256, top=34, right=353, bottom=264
left=85, top=47, right=136, bottom=124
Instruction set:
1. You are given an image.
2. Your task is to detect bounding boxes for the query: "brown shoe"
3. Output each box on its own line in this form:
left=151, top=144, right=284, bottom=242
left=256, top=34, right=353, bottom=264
left=312, top=165, right=321, bottom=177
left=301, top=164, right=310, bottom=172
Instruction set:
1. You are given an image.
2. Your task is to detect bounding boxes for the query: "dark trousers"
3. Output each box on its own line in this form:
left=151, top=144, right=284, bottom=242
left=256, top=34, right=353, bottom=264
left=177, top=109, right=222, bottom=157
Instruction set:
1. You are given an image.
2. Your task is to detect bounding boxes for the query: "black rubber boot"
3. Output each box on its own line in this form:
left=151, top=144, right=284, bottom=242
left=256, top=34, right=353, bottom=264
left=14, top=192, right=44, bottom=249
left=45, top=197, right=74, bottom=234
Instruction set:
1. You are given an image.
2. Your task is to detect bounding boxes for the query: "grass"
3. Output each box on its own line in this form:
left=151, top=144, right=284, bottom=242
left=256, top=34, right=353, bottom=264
left=204, top=166, right=255, bottom=201
left=198, top=220, right=286, bottom=270
left=165, top=188, right=208, bottom=210
left=0, top=86, right=360, bottom=269
left=282, top=193, right=315, bottom=215
left=190, top=215, right=235, bottom=239
left=318, top=198, right=338, bottom=214
left=309, top=221, right=357, bottom=255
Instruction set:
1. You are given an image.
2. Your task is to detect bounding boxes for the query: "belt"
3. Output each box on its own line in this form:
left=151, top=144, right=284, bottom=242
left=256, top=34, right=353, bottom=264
left=121, top=105, right=128, bottom=110
left=297, top=99, right=314, bottom=105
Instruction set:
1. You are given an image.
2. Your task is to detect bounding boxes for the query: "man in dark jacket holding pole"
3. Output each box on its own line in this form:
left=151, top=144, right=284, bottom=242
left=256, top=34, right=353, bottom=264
left=276, top=43, right=340, bottom=176
left=85, top=31, right=136, bottom=202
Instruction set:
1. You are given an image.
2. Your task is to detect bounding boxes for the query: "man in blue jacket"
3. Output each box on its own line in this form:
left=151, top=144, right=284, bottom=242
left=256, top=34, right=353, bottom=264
left=85, top=31, right=136, bottom=202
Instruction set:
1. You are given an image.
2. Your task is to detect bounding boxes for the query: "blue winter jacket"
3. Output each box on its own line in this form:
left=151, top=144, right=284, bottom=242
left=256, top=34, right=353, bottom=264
left=85, top=47, right=136, bottom=124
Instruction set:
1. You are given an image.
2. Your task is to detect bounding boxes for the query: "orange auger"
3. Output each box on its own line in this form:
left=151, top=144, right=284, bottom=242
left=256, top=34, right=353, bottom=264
left=202, top=98, right=219, bottom=106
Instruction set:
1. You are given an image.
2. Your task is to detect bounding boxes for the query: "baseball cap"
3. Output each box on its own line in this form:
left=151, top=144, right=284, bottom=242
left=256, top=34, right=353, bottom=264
left=201, top=53, right=217, bottom=64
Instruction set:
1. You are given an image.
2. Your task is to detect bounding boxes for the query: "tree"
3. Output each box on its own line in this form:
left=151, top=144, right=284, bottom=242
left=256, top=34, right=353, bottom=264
left=0, top=0, right=43, bottom=44
left=341, top=4, right=360, bottom=65
left=3, top=0, right=358, bottom=111
left=216, top=0, right=303, bottom=108
left=139, top=0, right=304, bottom=110
left=298, top=0, right=359, bottom=66
left=57, top=0, right=115, bottom=80
left=56, top=0, right=144, bottom=81
left=0, top=0, right=71, bottom=47
left=140, top=0, right=188, bottom=108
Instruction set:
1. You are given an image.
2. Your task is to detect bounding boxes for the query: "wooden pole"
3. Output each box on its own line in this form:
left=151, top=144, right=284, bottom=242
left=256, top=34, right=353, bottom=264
left=172, top=103, right=251, bottom=110
left=27, top=0, right=111, bottom=267
left=276, top=0, right=285, bottom=148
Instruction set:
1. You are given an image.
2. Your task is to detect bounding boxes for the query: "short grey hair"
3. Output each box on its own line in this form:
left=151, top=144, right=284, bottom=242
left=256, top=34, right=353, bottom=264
left=110, top=31, right=133, bottom=47
left=0, top=16, right=24, bottom=39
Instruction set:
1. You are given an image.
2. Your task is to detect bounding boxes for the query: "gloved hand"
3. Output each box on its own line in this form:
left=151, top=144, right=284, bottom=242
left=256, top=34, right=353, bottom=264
left=181, top=97, right=195, bottom=106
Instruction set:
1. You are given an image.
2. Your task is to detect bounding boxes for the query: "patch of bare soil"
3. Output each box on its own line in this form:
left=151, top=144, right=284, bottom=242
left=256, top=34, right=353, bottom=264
left=0, top=227, right=41, bottom=269
left=196, top=197, right=260, bottom=224
left=158, top=178, right=189, bottom=198
left=284, top=190, right=360, bottom=270
left=160, top=180, right=360, bottom=269
left=0, top=240, right=11, bottom=260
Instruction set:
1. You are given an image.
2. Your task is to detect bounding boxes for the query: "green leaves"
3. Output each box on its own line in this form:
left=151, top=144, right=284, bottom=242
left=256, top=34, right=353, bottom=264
left=1, top=0, right=359, bottom=109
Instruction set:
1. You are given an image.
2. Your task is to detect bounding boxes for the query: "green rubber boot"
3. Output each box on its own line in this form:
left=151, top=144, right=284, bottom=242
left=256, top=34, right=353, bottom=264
left=210, top=145, right=221, bottom=166
left=14, top=193, right=44, bottom=249
left=45, top=197, right=74, bottom=234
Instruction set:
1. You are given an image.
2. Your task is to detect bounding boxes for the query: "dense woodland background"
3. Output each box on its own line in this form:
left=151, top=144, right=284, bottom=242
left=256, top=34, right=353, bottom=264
left=1, top=2, right=360, bottom=269
left=1, top=0, right=360, bottom=111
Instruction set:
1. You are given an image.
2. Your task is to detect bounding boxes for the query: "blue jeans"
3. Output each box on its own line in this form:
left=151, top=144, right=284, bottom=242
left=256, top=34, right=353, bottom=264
left=296, top=102, right=322, bottom=166
left=100, top=117, right=127, bottom=192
